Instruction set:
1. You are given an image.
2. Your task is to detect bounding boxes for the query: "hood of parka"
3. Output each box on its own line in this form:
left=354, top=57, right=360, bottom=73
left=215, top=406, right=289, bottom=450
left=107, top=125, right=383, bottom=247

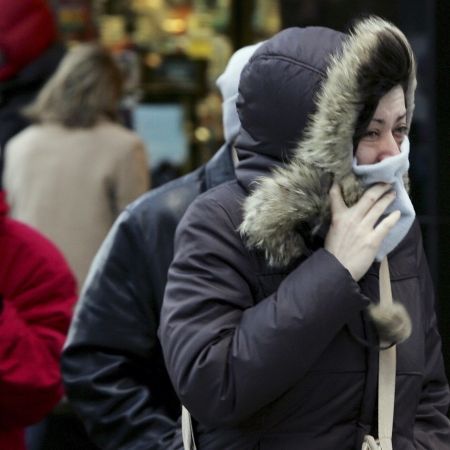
left=234, top=26, right=346, bottom=165
left=239, top=17, right=417, bottom=268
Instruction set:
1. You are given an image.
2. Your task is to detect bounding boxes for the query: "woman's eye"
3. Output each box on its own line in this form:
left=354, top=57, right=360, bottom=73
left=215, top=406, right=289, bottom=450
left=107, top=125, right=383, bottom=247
left=394, top=125, right=409, bottom=136
left=363, top=130, right=379, bottom=140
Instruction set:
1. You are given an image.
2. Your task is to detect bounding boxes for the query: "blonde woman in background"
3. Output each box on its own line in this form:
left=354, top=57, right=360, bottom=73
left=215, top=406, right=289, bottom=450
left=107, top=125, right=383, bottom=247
left=4, top=44, right=150, bottom=290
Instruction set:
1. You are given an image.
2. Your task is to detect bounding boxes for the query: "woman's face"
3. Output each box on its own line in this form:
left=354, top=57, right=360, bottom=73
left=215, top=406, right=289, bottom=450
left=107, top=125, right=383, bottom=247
left=355, top=85, right=408, bottom=165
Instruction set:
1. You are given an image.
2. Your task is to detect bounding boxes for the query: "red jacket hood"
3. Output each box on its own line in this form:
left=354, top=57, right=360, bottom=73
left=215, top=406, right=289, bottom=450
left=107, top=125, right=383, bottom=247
left=0, top=0, right=57, bottom=81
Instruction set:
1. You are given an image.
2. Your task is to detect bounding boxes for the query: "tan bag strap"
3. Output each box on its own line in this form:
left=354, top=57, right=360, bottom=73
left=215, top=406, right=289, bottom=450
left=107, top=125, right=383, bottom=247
left=182, top=405, right=197, bottom=450
left=377, top=257, right=396, bottom=450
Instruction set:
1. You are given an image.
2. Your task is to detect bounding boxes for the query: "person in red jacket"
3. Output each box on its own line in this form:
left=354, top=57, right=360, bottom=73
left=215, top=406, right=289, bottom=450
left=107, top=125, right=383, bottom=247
left=0, top=189, right=77, bottom=450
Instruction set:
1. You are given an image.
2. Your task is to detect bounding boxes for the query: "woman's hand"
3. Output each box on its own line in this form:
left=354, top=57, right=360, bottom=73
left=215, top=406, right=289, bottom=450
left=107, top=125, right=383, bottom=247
left=324, top=182, right=401, bottom=281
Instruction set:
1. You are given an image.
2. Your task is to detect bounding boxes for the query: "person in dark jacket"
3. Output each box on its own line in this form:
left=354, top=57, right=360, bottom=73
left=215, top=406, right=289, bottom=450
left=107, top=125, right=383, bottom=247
left=0, top=189, right=77, bottom=450
left=159, top=17, right=450, bottom=449
left=0, top=0, right=64, bottom=182
left=61, top=42, right=262, bottom=450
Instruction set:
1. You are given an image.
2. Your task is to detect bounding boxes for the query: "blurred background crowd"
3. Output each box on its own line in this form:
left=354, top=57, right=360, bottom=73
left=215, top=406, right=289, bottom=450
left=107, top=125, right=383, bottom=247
left=0, top=0, right=448, bottom=449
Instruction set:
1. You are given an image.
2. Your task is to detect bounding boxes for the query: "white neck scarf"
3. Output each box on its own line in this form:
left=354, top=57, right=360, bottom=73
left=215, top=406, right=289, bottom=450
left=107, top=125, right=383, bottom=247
left=352, top=137, right=416, bottom=261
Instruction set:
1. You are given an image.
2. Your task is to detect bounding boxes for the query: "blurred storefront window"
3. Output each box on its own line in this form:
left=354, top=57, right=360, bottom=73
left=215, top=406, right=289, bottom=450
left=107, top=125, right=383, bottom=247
left=53, top=0, right=97, bottom=42
left=77, top=0, right=282, bottom=178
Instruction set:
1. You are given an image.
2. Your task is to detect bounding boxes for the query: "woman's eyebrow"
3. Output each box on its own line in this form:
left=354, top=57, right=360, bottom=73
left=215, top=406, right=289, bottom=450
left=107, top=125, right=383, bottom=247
left=371, top=112, right=407, bottom=125
left=396, top=112, right=407, bottom=122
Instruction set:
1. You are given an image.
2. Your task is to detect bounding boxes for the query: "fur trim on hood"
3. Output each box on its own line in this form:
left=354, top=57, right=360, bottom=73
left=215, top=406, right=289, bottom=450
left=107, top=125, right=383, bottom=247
left=240, top=17, right=416, bottom=268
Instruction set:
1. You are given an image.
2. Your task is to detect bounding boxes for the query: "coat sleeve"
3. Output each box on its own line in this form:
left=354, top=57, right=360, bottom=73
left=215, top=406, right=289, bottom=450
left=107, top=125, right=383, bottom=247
left=115, top=139, right=150, bottom=213
left=0, top=220, right=76, bottom=427
left=413, top=229, right=450, bottom=448
left=61, top=210, right=183, bottom=450
left=159, top=196, right=370, bottom=427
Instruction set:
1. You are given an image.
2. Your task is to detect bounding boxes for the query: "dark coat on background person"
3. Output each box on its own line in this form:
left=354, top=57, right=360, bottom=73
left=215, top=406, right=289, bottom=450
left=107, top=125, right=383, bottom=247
left=61, top=144, right=234, bottom=450
left=159, top=23, right=450, bottom=449
left=0, top=191, right=76, bottom=450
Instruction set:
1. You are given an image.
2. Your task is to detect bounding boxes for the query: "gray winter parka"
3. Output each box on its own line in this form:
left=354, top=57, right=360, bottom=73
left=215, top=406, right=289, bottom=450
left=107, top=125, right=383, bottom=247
left=160, top=20, right=450, bottom=449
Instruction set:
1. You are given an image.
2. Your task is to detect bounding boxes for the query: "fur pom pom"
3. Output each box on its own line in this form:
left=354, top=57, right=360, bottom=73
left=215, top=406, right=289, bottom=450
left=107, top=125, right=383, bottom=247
left=368, top=301, right=412, bottom=345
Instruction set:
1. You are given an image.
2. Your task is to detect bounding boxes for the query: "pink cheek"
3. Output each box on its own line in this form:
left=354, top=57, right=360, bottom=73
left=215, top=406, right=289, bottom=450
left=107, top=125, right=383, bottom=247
left=355, top=150, right=375, bottom=165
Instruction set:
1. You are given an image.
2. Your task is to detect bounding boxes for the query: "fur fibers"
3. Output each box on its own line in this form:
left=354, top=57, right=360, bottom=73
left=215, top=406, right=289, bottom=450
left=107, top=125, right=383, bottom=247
left=239, top=17, right=416, bottom=345
left=369, top=301, right=412, bottom=345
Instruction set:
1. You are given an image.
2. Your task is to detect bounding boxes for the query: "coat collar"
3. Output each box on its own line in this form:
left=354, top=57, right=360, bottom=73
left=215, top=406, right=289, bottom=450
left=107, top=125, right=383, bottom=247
left=203, top=143, right=235, bottom=191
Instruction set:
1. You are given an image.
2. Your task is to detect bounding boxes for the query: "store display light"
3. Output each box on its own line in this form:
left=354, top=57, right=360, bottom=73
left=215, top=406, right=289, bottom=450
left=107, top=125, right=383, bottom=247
left=162, top=17, right=186, bottom=34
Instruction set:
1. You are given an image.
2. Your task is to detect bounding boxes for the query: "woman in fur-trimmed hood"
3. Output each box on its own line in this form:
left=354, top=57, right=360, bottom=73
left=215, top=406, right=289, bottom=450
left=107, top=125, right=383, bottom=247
left=160, top=17, right=450, bottom=449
